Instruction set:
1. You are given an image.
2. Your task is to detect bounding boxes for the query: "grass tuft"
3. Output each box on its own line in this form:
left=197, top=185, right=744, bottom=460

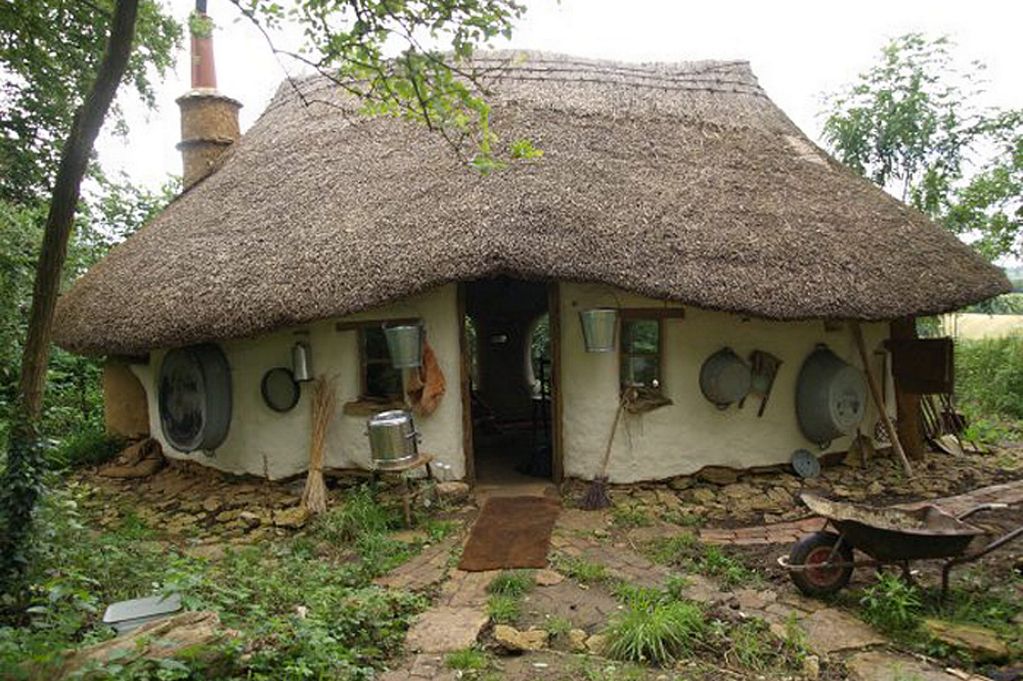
left=487, top=594, right=521, bottom=624
left=445, top=647, right=488, bottom=671
left=604, top=599, right=707, bottom=665
left=487, top=570, right=535, bottom=598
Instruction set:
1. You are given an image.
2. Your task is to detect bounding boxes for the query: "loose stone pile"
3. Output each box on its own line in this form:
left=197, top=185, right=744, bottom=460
left=565, top=444, right=1023, bottom=526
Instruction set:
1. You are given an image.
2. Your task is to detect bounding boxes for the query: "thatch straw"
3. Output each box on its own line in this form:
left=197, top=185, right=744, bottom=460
left=53, top=51, right=1009, bottom=356
left=301, top=376, right=336, bottom=514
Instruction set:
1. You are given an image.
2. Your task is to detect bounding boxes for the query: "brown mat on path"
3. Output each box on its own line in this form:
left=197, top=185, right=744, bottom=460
left=458, top=496, right=561, bottom=571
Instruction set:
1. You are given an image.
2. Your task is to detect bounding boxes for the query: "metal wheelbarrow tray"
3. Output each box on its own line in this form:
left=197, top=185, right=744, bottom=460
left=778, top=493, right=1022, bottom=598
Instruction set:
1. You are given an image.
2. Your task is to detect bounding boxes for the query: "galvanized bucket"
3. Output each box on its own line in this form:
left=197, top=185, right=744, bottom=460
left=579, top=308, right=618, bottom=352
left=291, top=341, right=312, bottom=382
left=384, top=323, right=423, bottom=369
left=366, top=409, right=420, bottom=469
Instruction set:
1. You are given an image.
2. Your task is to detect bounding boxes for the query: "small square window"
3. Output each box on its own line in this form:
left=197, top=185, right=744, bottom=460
left=360, top=327, right=403, bottom=400
left=620, top=317, right=661, bottom=390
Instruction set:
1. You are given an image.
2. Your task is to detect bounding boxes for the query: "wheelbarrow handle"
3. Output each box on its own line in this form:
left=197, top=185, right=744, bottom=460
left=956, top=503, right=1008, bottom=521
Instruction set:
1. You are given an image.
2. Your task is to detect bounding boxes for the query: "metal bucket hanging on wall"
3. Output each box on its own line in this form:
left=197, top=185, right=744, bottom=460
left=579, top=308, right=617, bottom=352
left=384, top=323, right=424, bottom=369
left=291, top=341, right=313, bottom=382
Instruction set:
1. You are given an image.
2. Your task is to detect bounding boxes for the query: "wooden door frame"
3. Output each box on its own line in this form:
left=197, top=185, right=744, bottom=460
left=548, top=281, right=565, bottom=483
left=458, top=280, right=564, bottom=485
left=457, top=282, right=476, bottom=484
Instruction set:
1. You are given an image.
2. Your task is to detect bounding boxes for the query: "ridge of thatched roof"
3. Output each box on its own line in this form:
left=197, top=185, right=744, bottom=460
left=55, top=51, right=1009, bottom=356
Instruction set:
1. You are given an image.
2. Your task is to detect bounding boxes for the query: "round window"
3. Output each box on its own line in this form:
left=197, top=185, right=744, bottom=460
left=261, top=367, right=300, bottom=412
left=158, top=344, right=232, bottom=453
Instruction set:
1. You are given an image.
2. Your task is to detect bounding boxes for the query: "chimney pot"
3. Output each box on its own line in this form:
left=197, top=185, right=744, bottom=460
left=178, top=3, right=241, bottom=190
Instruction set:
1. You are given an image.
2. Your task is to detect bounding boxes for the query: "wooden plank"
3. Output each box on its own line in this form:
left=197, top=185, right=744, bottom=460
left=456, top=283, right=475, bottom=485
left=889, top=317, right=927, bottom=460
left=619, top=307, right=685, bottom=320
left=334, top=317, right=419, bottom=333
left=548, top=281, right=565, bottom=484
left=852, top=321, right=913, bottom=477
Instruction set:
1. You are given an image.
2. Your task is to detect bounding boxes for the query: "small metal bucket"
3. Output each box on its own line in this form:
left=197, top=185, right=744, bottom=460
left=384, top=323, right=424, bottom=369
left=366, top=410, right=420, bottom=469
left=291, top=341, right=313, bottom=382
left=579, top=308, right=617, bottom=352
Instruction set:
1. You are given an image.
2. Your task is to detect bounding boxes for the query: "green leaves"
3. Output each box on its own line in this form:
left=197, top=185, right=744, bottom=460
left=0, top=0, right=182, bottom=203
left=821, top=33, right=1023, bottom=260
left=235, top=0, right=534, bottom=172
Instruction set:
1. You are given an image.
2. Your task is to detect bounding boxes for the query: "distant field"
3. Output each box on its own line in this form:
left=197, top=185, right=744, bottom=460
left=943, top=313, right=1023, bottom=339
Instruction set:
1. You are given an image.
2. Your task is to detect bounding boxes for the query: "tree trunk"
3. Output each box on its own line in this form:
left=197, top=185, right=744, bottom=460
left=0, top=0, right=140, bottom=584
left=891, top=316, right=927, bottom=460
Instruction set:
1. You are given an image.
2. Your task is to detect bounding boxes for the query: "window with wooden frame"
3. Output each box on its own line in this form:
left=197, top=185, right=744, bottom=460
left=335, top=318, right=418, bottom=402
left=618, top=308, right=684, bottom=392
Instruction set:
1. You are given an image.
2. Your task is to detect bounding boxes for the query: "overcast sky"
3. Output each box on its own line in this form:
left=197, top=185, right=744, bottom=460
left=97, top=0, right=1023, bottom=197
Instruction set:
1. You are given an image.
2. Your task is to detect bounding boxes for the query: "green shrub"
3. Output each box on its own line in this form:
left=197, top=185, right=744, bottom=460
left=313, top=485, right=397, bottom=543
left=487, top=570, right=534, bottom=598
left=860, top=573, right=922, bottom=634
left=956, top=335, right=1023, bottom=421
left=604, top=600, right=706, bottom=665
left=45, top=425, right=123, bottom=469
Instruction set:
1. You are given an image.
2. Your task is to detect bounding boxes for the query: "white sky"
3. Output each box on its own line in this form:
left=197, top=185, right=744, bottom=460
left=97, top=0, right=1023, bottom=200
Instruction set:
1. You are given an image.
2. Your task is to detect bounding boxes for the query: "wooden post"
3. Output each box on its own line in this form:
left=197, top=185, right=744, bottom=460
left=851, top=321, right=913, bottom=478
left=548, top=282, right=565, bottom=484
left=890, top=317, right=926, bottom=460
left=457, top=283, right=475, bottom=484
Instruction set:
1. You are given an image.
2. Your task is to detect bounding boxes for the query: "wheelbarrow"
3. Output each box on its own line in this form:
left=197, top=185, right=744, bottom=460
left=778, top=493, right=1023, bottom=599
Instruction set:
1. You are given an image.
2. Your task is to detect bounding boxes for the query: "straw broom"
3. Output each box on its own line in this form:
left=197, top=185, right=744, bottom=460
left=581, top=388, right=633, bottom=510
left=301, top=376, right=336, bottom=514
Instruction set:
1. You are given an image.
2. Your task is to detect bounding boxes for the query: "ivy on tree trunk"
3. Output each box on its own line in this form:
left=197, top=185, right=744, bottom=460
left=0, top=0, right=141, bottom=587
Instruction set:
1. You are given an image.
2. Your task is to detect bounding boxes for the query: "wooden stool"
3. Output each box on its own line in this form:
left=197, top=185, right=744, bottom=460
left=370, top=453, right=435, bottom=527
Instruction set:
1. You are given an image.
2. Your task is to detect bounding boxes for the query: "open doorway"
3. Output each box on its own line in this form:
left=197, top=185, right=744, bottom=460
left=462, top=277, right=555, bottom=486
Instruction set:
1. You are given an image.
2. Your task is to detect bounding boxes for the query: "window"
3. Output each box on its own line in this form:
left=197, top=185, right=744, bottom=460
left=620, top=317, right=661, bottom=390
left=617, top=308, right=683, bottom=392
left=335, top=318, right=419, bottom=403
left=361, top=326, right=402, bottom=400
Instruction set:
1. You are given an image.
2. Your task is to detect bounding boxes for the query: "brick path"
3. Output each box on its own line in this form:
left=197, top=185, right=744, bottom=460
left=699, top=478, right=1023, bottom=546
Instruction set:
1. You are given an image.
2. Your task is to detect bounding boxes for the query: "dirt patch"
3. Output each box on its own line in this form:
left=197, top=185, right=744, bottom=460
left=517, top=581, right=621, bottom=634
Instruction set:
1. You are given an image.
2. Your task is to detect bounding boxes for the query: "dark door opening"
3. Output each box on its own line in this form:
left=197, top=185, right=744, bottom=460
left=463, top=277, right=554, bottom=485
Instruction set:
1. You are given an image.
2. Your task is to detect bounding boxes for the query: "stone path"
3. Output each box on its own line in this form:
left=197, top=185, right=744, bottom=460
left=699, top=479, right=1023, bottom=545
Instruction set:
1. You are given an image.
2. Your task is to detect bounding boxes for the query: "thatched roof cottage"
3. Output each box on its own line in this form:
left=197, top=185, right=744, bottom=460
left=54, top=35, right=1009, bottom=485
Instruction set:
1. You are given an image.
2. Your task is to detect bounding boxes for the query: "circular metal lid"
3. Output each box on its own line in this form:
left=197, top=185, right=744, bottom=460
left=368, top=409, right=413, bottom=427
left=261, top=367, right=300, bottom=412
left=158, top=344, right=231, bottom=453
left=791, top=449, right=821, bottom=479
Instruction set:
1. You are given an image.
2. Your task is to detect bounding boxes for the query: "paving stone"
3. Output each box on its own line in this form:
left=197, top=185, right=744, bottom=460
left=678, top=574, right=730, bottom=605
left=845, top=650, right=970, bottom=681
left=923, top=618, right=1010, bottom=662
left=799, top=608, right=885, bottom=655
left=534, top=569, right=564, bottom=586
left=404, top=606, right=488, bottom=653
left=439, top=569, right=496, bottom=607
left=555, top=508, right=610, bottom=533
left=374, top=535, right=459, bottom=591
left=493, top=624, right=549, bottom=652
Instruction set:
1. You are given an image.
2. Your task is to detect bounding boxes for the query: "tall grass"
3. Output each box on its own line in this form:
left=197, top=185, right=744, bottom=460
left=956, top=335, right=1023, bottom=421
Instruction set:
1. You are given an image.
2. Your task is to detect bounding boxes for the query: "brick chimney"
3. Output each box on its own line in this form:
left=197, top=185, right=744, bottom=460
left=177, top=0, right=241, bottom=190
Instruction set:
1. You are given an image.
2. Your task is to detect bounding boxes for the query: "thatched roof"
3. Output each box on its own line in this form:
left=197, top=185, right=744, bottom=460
left=55, top=52, right=1009, bottom=356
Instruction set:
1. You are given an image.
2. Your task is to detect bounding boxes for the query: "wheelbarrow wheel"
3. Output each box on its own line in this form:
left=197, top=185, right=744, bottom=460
left=789, top=531, right=854, bottom=597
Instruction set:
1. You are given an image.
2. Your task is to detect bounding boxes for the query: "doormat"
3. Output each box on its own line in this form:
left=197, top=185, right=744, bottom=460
left=458, top=496, right=561, bottom=572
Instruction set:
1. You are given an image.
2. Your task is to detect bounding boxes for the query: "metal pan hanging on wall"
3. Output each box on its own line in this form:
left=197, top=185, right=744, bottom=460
left=158, top=344, right=232, bottom=453
left=261, top=367, right=300, bottom=413
left=699, top=348, right=753, bottom=408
